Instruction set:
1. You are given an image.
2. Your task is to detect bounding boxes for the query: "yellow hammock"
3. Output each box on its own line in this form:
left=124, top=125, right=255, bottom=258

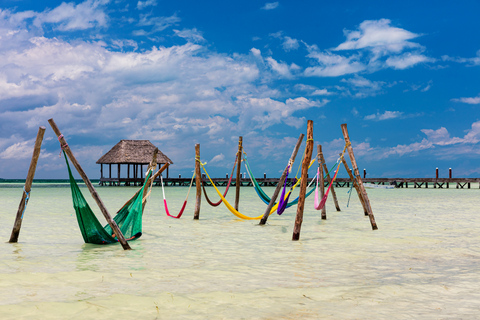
left=200, top=159, right=315, bottom=220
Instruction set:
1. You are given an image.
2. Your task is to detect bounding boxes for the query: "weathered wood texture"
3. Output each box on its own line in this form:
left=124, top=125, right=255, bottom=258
left=235, top=136, right=243, bottom=211
left=48, top=119, right=131, bottom=250
left=9, top=126, right=46, bottom=243
left=317, top=145, right=326, bottom=219
left=292, top=120, right=314, bottom=241
left=340, top=155, right=368, bottom=215
left=194, top=144, right=201, bottom=220
left=341, top=123, right=378, bottom=230
left=259, top=133, right=304, bottom=225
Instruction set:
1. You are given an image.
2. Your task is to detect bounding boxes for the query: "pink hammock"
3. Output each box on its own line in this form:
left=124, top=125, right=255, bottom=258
left=161, top=172, right=195, bottom=219
left=314, top=160, right=340, bottom=210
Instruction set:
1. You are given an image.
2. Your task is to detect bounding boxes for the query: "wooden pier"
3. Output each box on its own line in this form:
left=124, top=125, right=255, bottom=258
left=144, top=176, right=480, bottom=189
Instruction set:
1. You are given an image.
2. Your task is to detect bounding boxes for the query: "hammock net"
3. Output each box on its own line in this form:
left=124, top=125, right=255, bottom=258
left=64, top=151, right=150, bottom=244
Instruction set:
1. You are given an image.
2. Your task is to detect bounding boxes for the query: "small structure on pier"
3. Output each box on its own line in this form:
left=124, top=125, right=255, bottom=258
left=97, top=140, right=173, bottom=186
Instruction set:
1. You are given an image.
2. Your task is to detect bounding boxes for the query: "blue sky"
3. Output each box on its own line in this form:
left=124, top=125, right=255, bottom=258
left=0, top=0, right=479, bottom=179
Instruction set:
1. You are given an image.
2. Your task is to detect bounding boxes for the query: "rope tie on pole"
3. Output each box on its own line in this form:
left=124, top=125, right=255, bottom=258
left=57, top=134, right=69, bottom=157
left=195, top=156, right=207, bottom=166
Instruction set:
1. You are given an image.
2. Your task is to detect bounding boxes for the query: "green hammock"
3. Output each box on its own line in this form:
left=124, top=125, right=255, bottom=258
left=64, top=151, right=151, bottom=244
left=243, top=155, right=315, bottom=208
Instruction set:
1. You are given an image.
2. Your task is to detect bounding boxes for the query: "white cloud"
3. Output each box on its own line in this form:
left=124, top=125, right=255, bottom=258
left=451, top=95, right=480, bottom=104
left=335, top=19, right=420, bottom=53
left=266, top=57, right=299, bottom=78
left=137, top=13, right=180, bottom=33
left=174, top=28, right=205, bottom=43
left=383, top=138, right=434, bottom=157
left=385, top=52, right=432, bottom=69
left=341, top=75, right=386, bottom=97
left=209, top=153, right=225, bottom=164
left=137, top=0, right=158, bottom=10
left=262, top=2, right=279, bottom=10
left=364, top=110, right=403, bottom=121
left=304, top=49, right=365, bottom=77
left=442, top=50, right=480, bottom=66
left=33, top=0, right=108, bottom=31
left=282, top=36, right=299, bottom=51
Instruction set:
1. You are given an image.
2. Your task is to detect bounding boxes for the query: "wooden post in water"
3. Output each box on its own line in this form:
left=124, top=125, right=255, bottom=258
left=259, top=133, right=304, bottom=225
left=317, top=145, right=326, bottom=220
left=9, top=126, right=46, bottom=243
left=48, top=118, right=131, bottom=250
left=292, top=120, right=314, bottom=241
left=235, top=136, right=243, bottom=211
left=340, top=123, right=377, bottom=230
left=340, top=155, right=368, bottom=215
left=141, top=148, right=158, bottom=210
left=194, top=144, right=202, bottom=219
left=318, top=147, right=341, bottom=212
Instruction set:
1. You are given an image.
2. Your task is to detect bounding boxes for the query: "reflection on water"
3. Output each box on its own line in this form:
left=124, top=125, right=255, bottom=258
left=0, top=185, right=479, bottom=319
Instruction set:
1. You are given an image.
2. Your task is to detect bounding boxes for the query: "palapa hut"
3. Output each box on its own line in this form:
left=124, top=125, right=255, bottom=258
left=97, top=140, right=173, bottom=186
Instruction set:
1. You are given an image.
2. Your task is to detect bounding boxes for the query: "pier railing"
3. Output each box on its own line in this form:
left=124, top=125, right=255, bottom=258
left=98, top=176, right=480, bottom=189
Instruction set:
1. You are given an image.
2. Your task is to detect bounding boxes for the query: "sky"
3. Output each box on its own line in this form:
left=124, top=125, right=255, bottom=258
left=0, top=0, right=479, bottom=180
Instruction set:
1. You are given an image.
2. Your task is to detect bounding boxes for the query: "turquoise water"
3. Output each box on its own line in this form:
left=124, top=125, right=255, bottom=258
left=1, top=182, right=479, bottom=319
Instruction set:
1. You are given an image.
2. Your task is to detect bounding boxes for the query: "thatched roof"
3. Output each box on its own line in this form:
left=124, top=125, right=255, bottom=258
left=96, top=140, right=173, bottom=164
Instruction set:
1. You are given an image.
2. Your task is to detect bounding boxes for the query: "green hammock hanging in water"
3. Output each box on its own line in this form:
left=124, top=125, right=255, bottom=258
left=64, top=151, right=151, bottom=244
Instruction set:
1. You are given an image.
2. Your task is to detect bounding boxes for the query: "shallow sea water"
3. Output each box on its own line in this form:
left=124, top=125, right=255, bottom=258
left=0, top=182, right=479, bottom=319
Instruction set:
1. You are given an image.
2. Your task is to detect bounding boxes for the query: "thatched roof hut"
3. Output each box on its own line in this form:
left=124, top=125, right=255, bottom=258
left=96, top=140, right=173, bottom=165
left=96, top=140, right=173, bottom=186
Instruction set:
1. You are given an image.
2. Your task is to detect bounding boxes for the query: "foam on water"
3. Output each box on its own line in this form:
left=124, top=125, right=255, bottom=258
left=0, top=184, right=479, bottom=319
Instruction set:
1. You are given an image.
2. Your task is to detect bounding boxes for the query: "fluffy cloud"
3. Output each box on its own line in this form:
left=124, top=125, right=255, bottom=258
left=451, top=95, right=480, bottom=104
left=261, top=2, right=279, bottom=10
left=364, top=111, right=403, bottom=121
left=304, top=19, right=431, bottom=76
left=385, top=52, right=432, bottom=69
left=0, top=3, right=328, bottom=178
left=33, top=0, right=108, bottom=31
left=380, top=122, right=480, bottom=158
left=304, top=49, right=366, bottom=77
left=137, top=0, right=158, bottom=10
left=341, top=75, right=387, bottom=97
left=335, top=19, right=420, bottom=52
left=174, top=28, right=205, bottom=43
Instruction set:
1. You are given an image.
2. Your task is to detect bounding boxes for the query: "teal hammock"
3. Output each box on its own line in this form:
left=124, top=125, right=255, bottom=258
left=243, top=155, right=315, bottom=208
left=64, top=151, right=151, bottom=244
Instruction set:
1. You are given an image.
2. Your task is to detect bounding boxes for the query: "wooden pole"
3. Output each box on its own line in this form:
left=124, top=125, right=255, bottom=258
left=48, top=118, right=132, bottom=250
left=194, top=144, right=201, bottom=219
left=340, top=154, right=368, bottom=215
left=141, top=148, right=158, bottom=210
left=9, top=126, right=46, bottom=243
left=292, top=120, right=313, bottom=241
left=318, top=146, right=341, bottom=211
left=317, top=145, right=326, bottom=220
left=340, top=123, right=378, bottom=230
left=259, top=133, right=304, bottom=225
left=235, top=136, right=243, bottom=211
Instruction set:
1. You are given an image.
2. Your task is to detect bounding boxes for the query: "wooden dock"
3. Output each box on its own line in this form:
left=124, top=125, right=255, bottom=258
left=100, top=176, right=480, bottom=189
